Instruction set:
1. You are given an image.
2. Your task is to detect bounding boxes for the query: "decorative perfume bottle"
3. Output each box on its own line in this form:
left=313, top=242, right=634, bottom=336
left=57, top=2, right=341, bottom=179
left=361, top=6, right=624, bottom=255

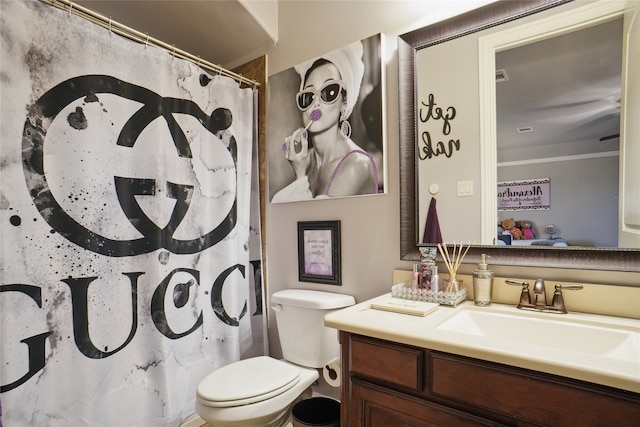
left=411, top=264, right=421, bottom=289
left=473, top=254, right=494, bottom=306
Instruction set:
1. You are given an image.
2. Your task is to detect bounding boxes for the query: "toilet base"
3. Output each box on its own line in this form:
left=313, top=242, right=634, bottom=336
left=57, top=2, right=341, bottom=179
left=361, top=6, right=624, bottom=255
left=180, top=413, right=296, bottom=427
left=180, top=414, right=294, bottom=427
left=181, top=413, right=293, bottom=427
left=180, top=412, right=207, bottom=427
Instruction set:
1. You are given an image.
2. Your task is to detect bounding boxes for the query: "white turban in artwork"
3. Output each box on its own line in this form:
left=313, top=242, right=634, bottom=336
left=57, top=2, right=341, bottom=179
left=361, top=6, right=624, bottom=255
left=294, top=40, right=365, bottom=119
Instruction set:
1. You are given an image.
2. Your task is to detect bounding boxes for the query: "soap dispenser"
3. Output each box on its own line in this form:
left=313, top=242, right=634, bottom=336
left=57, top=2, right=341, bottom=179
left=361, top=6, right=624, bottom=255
left=473, top=254, right=494, bottom=306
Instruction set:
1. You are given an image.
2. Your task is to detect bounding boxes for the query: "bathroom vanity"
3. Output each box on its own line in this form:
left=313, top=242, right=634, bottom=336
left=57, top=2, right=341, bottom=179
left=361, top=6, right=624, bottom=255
left=324, top=296, right=640, bottom=427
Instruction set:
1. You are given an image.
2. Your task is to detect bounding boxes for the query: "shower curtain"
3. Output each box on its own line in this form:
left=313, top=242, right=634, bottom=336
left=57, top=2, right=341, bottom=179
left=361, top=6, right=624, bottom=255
left=0, top=1, right=264, bottom=425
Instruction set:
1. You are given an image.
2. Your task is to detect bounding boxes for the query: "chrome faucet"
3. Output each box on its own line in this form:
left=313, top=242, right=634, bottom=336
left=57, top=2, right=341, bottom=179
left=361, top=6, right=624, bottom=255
left=506, top=279, right=583, bottom=314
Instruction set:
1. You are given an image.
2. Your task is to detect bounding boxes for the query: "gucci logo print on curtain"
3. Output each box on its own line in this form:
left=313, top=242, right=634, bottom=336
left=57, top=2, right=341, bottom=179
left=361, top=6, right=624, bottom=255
left=0, top=1, right=264, bottom=426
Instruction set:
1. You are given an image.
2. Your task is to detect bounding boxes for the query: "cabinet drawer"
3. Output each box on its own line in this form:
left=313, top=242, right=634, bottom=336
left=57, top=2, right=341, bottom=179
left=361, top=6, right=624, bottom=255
left=431, top=352, right=640, bottom=427
left=349, top=335, right=424, bottom=391
left=350, top=379, right=502, bottom=427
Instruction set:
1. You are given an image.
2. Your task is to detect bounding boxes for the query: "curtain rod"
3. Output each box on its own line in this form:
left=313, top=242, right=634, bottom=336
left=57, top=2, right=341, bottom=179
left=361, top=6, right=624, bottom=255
left=40, top=0, right=260, bottom=88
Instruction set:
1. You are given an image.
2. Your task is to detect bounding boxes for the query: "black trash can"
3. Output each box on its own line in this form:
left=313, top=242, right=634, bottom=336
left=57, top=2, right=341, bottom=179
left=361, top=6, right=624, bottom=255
left=292, top=397, right=340, bottom=427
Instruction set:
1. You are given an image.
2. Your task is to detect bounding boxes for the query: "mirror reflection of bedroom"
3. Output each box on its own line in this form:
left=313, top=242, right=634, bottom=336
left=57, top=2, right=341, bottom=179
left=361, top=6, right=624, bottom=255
left=495, top=18, right=622, bottom=248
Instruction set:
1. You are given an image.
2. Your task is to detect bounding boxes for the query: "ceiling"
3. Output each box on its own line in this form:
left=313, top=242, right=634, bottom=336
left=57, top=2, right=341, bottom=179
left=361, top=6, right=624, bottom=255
left=74, top=0, right=276, bottom=70
left=496, top=17, right=623, bottom=162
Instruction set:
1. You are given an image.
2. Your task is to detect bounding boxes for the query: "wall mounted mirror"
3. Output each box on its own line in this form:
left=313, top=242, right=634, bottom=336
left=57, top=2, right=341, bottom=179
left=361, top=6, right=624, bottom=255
left=398, top=0, right=640, bottom=272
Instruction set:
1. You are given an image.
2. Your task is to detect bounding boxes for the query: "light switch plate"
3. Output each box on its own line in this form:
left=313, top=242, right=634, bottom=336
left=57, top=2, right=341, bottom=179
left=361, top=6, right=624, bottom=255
left=457, top=180, right=473, bottom=197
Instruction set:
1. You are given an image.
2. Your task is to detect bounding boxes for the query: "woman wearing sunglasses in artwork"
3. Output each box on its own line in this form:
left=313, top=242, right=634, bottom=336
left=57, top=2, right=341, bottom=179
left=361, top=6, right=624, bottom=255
left=272, top=41, right=379, bottom=202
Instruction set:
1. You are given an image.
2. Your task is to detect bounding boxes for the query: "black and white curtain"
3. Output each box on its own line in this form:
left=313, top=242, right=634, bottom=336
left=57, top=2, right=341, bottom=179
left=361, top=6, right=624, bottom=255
left=0, top=1, right=264, bottom=425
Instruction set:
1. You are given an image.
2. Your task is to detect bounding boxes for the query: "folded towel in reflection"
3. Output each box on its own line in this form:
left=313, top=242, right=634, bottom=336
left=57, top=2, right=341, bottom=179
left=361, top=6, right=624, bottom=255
left=422, top=196, right=443, bottom=244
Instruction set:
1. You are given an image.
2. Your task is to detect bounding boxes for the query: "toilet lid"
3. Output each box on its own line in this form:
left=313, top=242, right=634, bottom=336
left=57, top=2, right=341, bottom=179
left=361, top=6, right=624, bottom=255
left=197, top=356, right=301, bottom=408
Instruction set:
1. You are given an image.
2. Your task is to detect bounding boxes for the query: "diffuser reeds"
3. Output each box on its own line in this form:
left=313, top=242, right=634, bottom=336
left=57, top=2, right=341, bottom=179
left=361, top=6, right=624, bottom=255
left=437, top=242, right=471, bottom=292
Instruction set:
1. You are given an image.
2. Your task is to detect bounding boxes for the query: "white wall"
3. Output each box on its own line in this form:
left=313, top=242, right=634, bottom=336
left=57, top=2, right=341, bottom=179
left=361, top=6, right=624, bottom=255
left=263, top=0, right=640, bottom=357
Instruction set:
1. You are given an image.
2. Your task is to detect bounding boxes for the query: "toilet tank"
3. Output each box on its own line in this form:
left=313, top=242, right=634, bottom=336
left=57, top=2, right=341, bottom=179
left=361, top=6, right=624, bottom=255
left=271, top=289, right=355, bottom=368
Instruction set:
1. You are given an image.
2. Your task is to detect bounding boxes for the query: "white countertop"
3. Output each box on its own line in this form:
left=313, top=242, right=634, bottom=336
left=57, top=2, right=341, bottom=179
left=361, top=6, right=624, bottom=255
left=324, top=294, right=640, bottom=393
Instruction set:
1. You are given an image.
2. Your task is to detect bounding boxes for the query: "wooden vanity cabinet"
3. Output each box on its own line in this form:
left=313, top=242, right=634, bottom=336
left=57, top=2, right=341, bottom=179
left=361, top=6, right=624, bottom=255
left=340, top=332, right=640, bottom=427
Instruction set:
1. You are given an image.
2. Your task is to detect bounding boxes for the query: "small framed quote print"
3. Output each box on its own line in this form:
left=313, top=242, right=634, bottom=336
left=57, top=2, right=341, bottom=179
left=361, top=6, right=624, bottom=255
left=297, top=220, right=341, bottom=285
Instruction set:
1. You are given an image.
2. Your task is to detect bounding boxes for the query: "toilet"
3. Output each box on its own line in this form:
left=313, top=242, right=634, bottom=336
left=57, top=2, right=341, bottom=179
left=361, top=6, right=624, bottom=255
left=195, top=289, right=355, bottom=427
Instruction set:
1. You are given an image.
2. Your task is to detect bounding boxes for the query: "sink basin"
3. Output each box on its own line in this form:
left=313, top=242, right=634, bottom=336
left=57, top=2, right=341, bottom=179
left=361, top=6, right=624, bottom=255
left=436, top=306, right=640, bottom=364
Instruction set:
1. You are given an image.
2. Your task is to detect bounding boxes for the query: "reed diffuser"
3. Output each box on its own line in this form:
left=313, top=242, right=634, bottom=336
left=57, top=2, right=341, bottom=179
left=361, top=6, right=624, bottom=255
left=437, top=242, right=471, bottom=292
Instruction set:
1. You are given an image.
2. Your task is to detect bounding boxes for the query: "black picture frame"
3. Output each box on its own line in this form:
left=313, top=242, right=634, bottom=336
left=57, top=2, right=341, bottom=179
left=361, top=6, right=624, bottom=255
left=297, top=220, right=341, bottom=285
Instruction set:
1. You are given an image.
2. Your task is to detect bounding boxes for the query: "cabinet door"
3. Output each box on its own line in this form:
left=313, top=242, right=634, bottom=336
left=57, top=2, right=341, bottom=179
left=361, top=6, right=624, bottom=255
left=431, top=352, right=640, bottom=427
left=349, top=379, right=501, bottom=427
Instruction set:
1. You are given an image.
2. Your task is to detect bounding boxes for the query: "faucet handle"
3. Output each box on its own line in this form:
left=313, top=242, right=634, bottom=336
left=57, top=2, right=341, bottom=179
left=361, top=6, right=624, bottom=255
left=556, top=284, right=583, bottom=291
left=550, top=284, right=583, bottom=313
left=506, top=279, right=532, bottom=306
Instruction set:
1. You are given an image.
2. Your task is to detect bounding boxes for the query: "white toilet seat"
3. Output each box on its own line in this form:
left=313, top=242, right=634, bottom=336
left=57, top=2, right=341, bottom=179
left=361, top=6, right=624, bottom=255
left=195, top=359, right=319, bottom=427
left=197, top=356, right=301, bottom=408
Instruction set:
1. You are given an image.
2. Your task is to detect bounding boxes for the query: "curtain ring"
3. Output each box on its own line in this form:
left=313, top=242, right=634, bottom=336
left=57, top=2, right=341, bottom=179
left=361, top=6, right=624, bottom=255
left=145, top=33, right=149, bottom=48
left=68, top=2, right=73, bottom=16
left=238, top=75, right=243, bottom=88
left=108, top=17, right=112, bottom=34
